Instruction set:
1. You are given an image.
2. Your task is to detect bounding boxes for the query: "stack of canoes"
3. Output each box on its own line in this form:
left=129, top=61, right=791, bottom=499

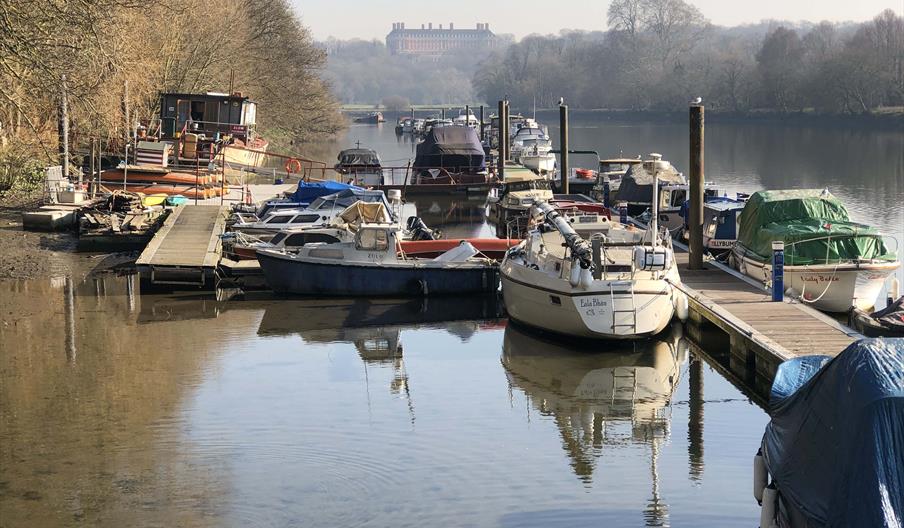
left=100, top=167, right=224, bottom=199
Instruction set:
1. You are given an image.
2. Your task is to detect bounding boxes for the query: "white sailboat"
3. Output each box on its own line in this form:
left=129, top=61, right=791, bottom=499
left=500, top=186, right=688, bottom=340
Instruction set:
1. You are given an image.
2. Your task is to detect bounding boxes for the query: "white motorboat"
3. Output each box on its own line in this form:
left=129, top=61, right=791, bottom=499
left=257, top=223, right=500, bottom=296
left=731, top=189, right=900, bottom=312
left=518, top=139, right=556, bottom=175
left=452, top=109, right=480, bottom=129
left=230, top=188, right=415, bottom=240
left=500, top=191, right=688, bottom=340
left=510, top=125, right=549, bottom=162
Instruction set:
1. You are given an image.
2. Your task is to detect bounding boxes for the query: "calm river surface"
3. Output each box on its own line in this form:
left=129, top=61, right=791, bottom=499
left=1, top=116, right=899, bottom=527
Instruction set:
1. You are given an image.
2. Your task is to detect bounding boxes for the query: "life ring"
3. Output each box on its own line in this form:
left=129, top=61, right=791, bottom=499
left=576, top=168, right=595, bottom=180
left=285, top=158, right=302, bottom=174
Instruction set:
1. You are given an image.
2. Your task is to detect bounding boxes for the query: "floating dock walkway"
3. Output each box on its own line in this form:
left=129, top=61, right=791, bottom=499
left=670, top=250, right=860, bottom=398
left=136, top=205, right=227, bottom=288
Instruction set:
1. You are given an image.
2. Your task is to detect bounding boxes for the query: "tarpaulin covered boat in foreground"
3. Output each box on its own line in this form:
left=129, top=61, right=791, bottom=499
left=757, top=338, right=904, bottom=528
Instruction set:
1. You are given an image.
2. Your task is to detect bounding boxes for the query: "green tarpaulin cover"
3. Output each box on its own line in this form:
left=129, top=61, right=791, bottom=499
left=737, top=189, right=896, bottom=266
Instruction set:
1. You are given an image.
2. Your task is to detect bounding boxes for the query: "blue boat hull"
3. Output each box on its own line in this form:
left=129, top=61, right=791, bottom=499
left=257, top=252, right=500, bottom=296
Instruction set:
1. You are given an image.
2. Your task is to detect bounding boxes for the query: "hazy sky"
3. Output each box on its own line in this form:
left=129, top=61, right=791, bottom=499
left=293, top=0, right=901, bottom=40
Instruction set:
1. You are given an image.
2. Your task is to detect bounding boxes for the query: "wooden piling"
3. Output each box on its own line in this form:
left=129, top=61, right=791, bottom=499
left=497, top=100, right=506, bottom=180
left=689, top=103, right=705, bottom=270
left=479, top=105, right=485, bottom=140
left=559, top=102, right=569, bottom=195
left=58, top=75, right=69, bottom=178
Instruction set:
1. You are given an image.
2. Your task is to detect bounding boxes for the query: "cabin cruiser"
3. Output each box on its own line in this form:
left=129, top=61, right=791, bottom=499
left=257, top=223, right=501, bottom=296
left=731, top=189, right=900, bottom=312
left=231, top=188, right=415, bottom=240
left=501, top=193, right=688, bottom=339
left=487, top=173, right=553, bottom=225
left=678, top=196, right=747, bottom=256
left=613, top=154, right=687, bottom=216
left=413, top=126, right=489, bottom=185
left=518, top=138, right=556, bottom=175
left=453, top=109, right=480, bottom=128
left=334, top=147, right=384, bottom=186
left=224, top=202, right=440, bottom=260
left=510, top=125, right=549, bottom=162
left=354, top=111, right=384, bottom=124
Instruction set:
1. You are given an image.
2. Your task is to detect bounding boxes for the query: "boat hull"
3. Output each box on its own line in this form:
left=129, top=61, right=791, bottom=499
left=520, top=154, right=556, bottom=173
left=257, top=251, right=500, bottom=296
left=500, top=262, right=676, bottom=340
left=732, top=247, right=899, bottom=312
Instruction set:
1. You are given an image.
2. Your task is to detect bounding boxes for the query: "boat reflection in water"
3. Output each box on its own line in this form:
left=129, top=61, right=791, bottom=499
left=257, top=294, right=505, bottom=414
left=502, top=323, right=688, bottom=526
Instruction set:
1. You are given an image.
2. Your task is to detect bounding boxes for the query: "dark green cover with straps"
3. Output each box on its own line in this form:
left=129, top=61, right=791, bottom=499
left=737, top=189, right=896, bottom=265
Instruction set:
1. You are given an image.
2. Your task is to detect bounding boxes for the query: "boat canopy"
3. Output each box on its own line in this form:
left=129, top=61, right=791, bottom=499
left=335, top=202, right=391, bottom=227
left=337, top=148, right=381, bottom=167
left=737, top=189, right=896, bottom=265
left=414, top=126, right=485, bottom=172
left=308, top=188, right=387, bottom=211
left=290, top=180, right=360, bottom=204
left=762, top=338, right=904, bottom=527
left=615, top=160, right=684, bottom=203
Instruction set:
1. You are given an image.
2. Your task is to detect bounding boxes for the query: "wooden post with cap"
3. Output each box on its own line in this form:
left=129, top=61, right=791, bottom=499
left=688, top=100, right=705, bottom=270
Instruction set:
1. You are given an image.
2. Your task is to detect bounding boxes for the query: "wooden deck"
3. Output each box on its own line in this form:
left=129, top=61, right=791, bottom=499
left=136, top=205, right=227, bottom=287
left=671, top=250, right=860, bottom=395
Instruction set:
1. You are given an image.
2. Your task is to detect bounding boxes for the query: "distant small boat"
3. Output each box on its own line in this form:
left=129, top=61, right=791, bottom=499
left=354, top=111, right=384, bottom=124
left=334, top=147, right=384, bottom=186
left=257, top=224, right=500, bottom=296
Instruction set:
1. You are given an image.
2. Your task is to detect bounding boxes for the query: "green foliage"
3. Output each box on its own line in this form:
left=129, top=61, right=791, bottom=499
left=0, top=142, right=46, bottom=197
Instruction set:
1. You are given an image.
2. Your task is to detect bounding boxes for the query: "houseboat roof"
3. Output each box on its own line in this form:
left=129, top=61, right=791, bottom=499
left=160, top=92, right=256, bottom=104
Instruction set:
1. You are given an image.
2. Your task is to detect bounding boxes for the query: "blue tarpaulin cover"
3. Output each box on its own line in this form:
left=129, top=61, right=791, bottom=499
left=762, top=338, right=904, bottom=527
left=290, top=181, right=359, bottom=205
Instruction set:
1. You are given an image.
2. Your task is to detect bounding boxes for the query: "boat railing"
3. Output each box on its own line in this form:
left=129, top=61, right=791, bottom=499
left=301, top=165, right=492, bottom=187
left=784, top=233, right=899, bottom=266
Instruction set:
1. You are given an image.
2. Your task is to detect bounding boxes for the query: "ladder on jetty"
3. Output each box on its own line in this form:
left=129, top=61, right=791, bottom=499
left=136, top=205, right=227, bottom=288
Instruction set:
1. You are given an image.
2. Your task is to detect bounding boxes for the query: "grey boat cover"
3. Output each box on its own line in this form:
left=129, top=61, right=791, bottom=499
left=337, top=148, right=381, bottom=167
left=414, top=126, right=485, bottom=172
left=762, top=338, right=904, bottom=527
left=615, top=160, right=685, bottom=203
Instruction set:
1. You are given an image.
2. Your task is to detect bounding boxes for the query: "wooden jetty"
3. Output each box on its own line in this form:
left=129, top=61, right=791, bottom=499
left=670, top=249, right=860, bottom=398
left=136, top=205, right=227, bottom=288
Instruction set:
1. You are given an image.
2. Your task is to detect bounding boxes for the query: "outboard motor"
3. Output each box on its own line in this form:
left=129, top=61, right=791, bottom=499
left=406, top=216, right=439, bottom=241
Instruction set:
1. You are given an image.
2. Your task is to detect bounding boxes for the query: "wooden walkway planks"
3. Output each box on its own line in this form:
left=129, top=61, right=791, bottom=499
left=671, top=251, right=859, bottom=381
left=137, top=205, right=226, bottom=268
left=136, top=205, right=227, bottom=287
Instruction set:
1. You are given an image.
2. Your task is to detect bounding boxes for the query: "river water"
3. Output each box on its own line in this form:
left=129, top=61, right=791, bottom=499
left=1, top=116, right=899, bottom=527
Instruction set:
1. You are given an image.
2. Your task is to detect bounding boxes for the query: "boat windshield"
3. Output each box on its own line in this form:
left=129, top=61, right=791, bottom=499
left=506, top=179, right=551, bottom=193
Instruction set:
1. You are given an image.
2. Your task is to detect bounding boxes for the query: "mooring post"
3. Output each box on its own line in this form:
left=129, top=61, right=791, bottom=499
left=58, top=75, right=69, bottom=179
left=497, top=100, right=506, bottom=180
left=410, top=107, right=414, bottom=121
left=479, top=105, right=485, bottom=141
left=441, top=107, right=445, bottom=120
left=559, top=101, right=569, bottom=195
left=689, top=101, right=705, bottom=270
left=772, top=241, right=784, bottom=302
left=465, top=104, right=470, bottom=123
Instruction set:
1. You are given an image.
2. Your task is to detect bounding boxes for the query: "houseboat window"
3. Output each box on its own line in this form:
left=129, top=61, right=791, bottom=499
left=270, top=233, right=288, bottom=245
left=291, top=214, right=321, bottom=224
left=356, top=229, right=389, bottom=251
left=266, top=215, right=293, bottom=224
left=672, top=189, right=687, bottom=205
